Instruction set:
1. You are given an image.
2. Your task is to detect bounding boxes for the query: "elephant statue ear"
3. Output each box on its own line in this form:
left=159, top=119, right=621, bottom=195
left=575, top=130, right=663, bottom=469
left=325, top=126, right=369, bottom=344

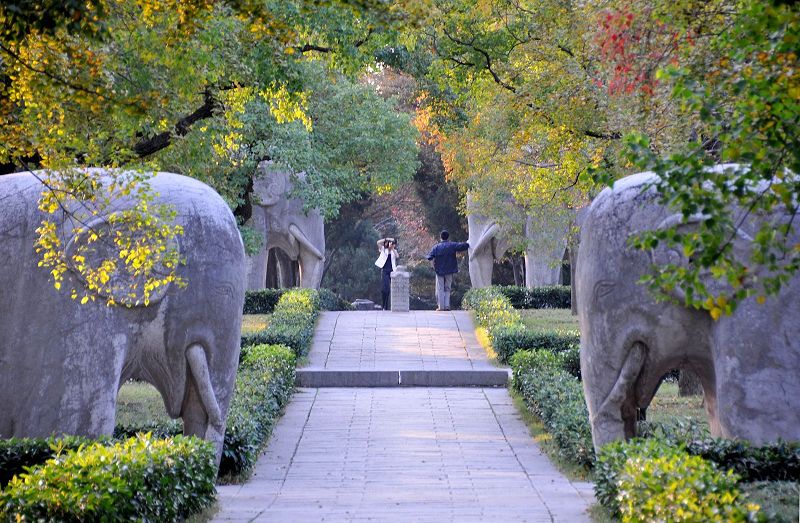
left=65, top=216, right=178, bottom=307
left=253, top=161, right=287, bottom=207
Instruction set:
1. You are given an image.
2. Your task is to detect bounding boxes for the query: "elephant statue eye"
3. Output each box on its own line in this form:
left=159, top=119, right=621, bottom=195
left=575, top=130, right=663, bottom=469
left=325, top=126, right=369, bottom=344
left=593, top=280, right=616, bottom=304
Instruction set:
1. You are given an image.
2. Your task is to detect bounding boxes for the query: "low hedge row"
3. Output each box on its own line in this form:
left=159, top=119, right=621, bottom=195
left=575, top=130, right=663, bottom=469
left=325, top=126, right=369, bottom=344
left=243, top=288, right=351, bottom=314
left=463, top=287, right=579, bottom=363
left=511, top=350, right=594, bottom=468
left=241, top=288, right=320, bottom=357
left=220, top=343, right=296, bottom=477
left=0, top=434, right=216, bottom=521
left=492, top=324, right=580, bottom=364
left=497, top=285, right=571, bottom=309
left=596, top=438, right=765, bottom=521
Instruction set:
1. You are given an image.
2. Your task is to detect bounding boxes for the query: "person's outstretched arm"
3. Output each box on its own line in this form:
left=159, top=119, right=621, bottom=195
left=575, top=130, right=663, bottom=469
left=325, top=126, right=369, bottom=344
left=456, top=241, right=470, bottom=252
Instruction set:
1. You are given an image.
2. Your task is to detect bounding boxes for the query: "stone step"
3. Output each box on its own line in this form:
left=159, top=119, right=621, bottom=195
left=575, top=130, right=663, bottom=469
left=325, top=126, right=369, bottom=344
left=295, top=369, right=509, bottom=388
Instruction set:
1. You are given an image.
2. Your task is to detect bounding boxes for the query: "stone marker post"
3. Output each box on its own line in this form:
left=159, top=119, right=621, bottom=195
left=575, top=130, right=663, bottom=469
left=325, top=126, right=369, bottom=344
left=390, top=265, right=410, bottom=312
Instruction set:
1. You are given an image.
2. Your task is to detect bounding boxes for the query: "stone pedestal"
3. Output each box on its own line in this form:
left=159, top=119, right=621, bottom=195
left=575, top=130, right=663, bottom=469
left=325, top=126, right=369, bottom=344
left=390, top=265, right=410, bottom=312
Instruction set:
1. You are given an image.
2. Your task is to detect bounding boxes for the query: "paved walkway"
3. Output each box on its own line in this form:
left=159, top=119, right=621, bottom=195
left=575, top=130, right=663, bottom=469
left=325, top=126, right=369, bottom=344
left=214, top=311, right=594, bottom=522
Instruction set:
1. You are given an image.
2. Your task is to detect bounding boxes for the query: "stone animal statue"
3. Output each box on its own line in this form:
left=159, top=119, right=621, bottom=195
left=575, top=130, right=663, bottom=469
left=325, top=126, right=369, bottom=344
left=467, top=193, right=569, bottom=287
left=246, top=161, right=325, bottom=289
left=576, top=168, right=800, bottom=451
left=0, top=170, right=246, bottom=466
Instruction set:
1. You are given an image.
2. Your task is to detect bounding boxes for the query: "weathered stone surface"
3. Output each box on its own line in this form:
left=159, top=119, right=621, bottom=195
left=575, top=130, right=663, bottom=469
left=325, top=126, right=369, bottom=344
left=576, top=167, right=800, bottom=450
left=466, top=193, right=570, bottom=288
left=0, top=169, right=245, bottom=467
left=390, top=265, right=410, bottom=312
left=245, top=161, right=325, bottom=289
left=351, top=299, right=376, bottom=310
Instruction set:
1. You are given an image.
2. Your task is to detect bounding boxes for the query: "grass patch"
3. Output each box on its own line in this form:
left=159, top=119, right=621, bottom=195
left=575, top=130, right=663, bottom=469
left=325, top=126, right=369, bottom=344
left=509, top=388, right=590, bottom=481
left=519, top=308, right=578, bottom=331
left=741, top=481, right=799, bottom=523
left=116, top=381, right=172, bottom=427
left=241, top=314, right=271, bottom=336
left=646, top=382, right=708, bottom=430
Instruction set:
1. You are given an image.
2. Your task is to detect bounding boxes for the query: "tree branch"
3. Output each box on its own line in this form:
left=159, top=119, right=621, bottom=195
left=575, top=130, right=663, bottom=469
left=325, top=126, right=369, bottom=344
left=133, top=89, right=216, bottom=158
left=298, top=28, right=374, bottom=54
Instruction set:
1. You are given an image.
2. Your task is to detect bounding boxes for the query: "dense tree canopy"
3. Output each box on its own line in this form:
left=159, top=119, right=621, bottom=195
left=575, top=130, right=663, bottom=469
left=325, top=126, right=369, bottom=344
left=1, top=0, right=797, bottom=312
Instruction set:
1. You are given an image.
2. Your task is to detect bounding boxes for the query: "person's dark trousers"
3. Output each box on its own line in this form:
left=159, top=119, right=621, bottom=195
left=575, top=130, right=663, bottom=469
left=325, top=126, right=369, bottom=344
left=381, top=270, right=391, bottom=310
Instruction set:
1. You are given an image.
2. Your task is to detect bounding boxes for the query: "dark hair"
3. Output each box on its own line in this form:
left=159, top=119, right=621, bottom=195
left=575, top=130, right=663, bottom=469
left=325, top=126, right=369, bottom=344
left=384, top=239, right=398, bottom=249
left=440, top=230, right=449, bottom=241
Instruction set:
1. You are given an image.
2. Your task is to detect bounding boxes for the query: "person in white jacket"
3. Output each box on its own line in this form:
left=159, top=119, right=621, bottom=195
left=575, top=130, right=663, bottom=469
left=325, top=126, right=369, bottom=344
left=375, top=238, right=398, bottom=310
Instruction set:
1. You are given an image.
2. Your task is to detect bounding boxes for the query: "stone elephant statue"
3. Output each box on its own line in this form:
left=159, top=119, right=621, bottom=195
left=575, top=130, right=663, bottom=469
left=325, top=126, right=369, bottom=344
left=246, top=161, right=325, bottom=289
left=576, top=168, right=800, bottom=451
left=467, top=194, right=569, bottom=287
left=0, top=170, right=246, bottom=466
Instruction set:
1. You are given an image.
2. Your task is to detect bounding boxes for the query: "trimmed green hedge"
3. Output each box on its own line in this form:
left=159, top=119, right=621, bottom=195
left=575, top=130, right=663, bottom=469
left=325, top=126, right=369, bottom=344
left=243, top=288, right=351, bottom=314
left=220, top=343, right=296, bottom=477
left=243, top=289, right=285, bottom=314
left=511, top=350, right=594, bottom=468
left=491, top=324, right=580, bottom=364
left=595, top=436, right=800, bottom=518
left=497, top=285, right=571, bottom=309
left=241, top=288, right=320, bottom=357
left=596, top=438, right=762, bottom=521
left=0, top=434, right=216, bottom=522
left=0, top=436, right=91, bottom=489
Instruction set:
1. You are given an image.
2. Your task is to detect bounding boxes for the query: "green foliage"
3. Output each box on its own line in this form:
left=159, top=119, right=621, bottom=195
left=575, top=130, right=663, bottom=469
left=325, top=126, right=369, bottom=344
left=491, top=324, right=579, bottom=364
left=250, top=289, right=320, bottom=357
left=243, top=289, right=286, bottom=314
left=0, top=434, right=216, bottom=522
left=220, top=343, right=296, bottom=478
left=617, top=448, right=760, bottom=522
left=317, top=288, right=353, bottom=311
left=497, top=285, right=571, bottom=309
left=616, top=1, right=800, bottom=314
left=595, top=436, right=799, bottom=518
left=511, top=349, right=594, bottom=468
left=0, top=436, right=91, bottom=489
left=462, top=286, right=523, bottom=330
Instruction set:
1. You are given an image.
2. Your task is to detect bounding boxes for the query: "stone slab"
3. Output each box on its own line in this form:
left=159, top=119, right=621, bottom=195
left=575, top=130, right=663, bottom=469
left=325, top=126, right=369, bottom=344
left=296, top=370, right=399, bottom=387
left=213, top=388, right=594, bottom=522
left=400, top=370, right=508, bottom=387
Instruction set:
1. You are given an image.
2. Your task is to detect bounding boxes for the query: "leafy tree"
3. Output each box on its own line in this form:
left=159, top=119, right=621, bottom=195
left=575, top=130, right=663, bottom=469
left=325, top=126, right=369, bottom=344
left=0, top=0, right=420, bottom=302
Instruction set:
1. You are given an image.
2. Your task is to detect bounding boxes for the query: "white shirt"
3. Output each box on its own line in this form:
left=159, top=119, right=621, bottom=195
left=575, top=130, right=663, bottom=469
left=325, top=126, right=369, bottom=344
left=375, top=248, right=398, bottom=271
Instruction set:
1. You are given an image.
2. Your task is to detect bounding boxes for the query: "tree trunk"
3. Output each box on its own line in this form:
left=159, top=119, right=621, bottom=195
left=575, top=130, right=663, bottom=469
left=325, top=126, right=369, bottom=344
left=678, top=369, right=703, bottom=396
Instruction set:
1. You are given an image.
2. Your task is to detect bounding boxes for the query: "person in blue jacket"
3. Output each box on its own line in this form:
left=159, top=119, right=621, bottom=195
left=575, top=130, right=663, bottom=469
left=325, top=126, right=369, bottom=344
left=426, top=230, right=469, bottom=311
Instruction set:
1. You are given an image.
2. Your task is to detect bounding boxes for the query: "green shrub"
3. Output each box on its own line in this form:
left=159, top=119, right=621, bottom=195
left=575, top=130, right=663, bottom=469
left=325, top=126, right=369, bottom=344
left=243, top=289, right=285, bottom=314
left=617, top=448, right=760, bottom=522
left=241, top=288, right=320, bottom=357
left=511, top=349, right=594, bottom=468
left=462, top=287, right=523, bottom=356
left=491, top=324, right=580, bottom=364
left=0, top=436, right=91, bottom=489
left=497, top=285, right=571, bottom=309
left=0, top=434, right=216, bottom=522
left=317, top=288, right=353, bottom=311
left=219, top=343, right=296, bottom=478
left=685, top=439, right=800, bottom=483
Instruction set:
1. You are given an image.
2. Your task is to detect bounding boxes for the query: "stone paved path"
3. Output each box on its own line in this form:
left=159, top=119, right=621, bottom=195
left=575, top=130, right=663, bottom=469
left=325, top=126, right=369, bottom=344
left=213, top=311, right=594, bottom=522
left=307, top=311, right=491, bottom=371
